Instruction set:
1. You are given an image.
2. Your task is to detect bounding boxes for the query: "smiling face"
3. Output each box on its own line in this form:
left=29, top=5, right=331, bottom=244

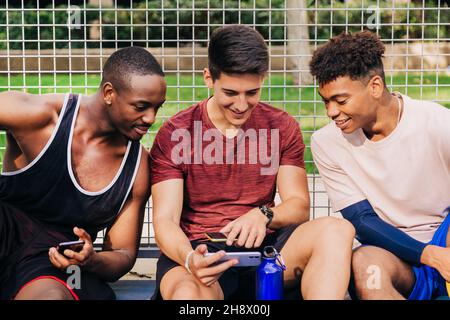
left=204, top=69, right=264, bottom=129
left=318, top=76, right=381, bottom=134
left=105, top=73, right=166, bottom=141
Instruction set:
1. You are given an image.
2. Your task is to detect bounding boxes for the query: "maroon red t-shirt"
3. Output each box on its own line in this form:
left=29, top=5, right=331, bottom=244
left=150, top=98, right=305, bottom=241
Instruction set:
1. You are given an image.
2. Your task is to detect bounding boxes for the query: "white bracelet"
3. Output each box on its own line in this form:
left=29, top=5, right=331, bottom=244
left=184, top=250, right=195, bottom=274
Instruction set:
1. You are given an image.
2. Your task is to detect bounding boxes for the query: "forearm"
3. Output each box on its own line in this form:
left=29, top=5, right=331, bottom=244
left=269, top=197, right=309, bottom=229
left=83, top=249, right=136, bottom=282
left=341, top=200, right=427, bottom=266
left=356, top=216, right=426, bottom=266
left=154, top=218, right=194, bottom=267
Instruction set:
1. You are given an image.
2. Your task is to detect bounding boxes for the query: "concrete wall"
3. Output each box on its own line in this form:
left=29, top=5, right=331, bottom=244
left=0, top=43, right=448, bottom=75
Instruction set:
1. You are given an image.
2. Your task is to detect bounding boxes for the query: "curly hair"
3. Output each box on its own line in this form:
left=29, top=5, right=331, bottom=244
left=310, top=30, right=386, bottom=85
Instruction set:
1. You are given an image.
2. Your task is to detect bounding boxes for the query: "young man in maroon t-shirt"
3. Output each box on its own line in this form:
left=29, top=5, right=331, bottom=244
left=150, top=25, right=355, bottom=300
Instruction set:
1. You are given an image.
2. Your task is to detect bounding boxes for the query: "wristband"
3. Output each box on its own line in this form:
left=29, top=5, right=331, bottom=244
left=184, top=250, right=195, bottom=274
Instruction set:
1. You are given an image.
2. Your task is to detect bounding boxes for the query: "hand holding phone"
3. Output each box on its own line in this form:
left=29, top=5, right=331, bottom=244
left=204, top=251, right=261, bottom=267
left=56, top=240, right=85, bottom=255
left=49, top=227, right=95, bottom=271
left=187, top=244, right=239, bottom=287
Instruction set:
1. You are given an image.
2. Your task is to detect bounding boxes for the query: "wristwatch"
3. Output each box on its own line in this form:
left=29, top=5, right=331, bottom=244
left=258, top=205, right=274, bottom=228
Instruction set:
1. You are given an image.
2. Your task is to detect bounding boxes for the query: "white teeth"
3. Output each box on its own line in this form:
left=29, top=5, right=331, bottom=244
left=335, top=118, right=349, bottom=125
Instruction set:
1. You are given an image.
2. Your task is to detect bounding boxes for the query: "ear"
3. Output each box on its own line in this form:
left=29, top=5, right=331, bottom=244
left=203, top=68, right=214, bottom=89
left=368, top=75, right=385, bottom=99
left=102, top=82, right=114, bottom=106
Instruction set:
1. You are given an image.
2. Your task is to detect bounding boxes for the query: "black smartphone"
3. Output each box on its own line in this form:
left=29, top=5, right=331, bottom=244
left=56, top=240, right=85, bottom=255
left=205, top=232, right=236, bottom=243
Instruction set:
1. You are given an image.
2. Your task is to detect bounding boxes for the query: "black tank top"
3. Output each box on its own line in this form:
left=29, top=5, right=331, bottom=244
left=0, top=94, right=142, bottom=239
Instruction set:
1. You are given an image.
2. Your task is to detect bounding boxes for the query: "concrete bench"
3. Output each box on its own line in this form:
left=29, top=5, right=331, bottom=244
left=110, top=280, right=156, bottom=300
left=108, top=246, right=160, bottom=300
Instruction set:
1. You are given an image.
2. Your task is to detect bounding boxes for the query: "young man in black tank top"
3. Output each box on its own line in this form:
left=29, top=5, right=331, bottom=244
left=0, top=47, right=166, bottom=300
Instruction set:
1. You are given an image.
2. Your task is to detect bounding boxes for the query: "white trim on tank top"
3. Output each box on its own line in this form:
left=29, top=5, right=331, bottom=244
left=67, top=94, right=132, bottom=196
left=116, top=145, right=143, bottom=216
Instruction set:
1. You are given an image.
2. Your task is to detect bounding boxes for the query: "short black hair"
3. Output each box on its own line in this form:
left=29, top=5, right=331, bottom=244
left=310, top=30, right=386, bottom=85
left=208, top=25, right=269, bottom=80
left=101, top=46, right=164, bottom=92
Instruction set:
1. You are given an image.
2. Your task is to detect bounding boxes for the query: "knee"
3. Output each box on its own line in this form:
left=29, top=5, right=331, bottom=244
left=316, top=216, right=356, bottom=242
left=45, top=287, right=73, bottom=300
left=166, top=281, right=218, bottom=300
left=170, top=282, right=202, bottom=300
left=16, top=285, right=73, bottom=300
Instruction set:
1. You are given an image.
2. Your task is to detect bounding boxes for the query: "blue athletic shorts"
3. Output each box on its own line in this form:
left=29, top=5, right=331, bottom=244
left=408, top=208, right=450, bottom=300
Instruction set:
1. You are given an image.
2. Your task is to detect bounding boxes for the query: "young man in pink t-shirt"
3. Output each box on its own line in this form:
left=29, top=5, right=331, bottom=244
left=310, top=31, right=450, bottom=300
left=150, top=25, right=355, bottom=300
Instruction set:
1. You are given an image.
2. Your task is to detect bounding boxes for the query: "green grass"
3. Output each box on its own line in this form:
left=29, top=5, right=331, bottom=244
left=1, top=73, right=449, bottom=173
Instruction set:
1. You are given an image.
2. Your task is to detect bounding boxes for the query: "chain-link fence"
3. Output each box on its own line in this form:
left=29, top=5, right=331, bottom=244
left=0, top=0, right=449, bottom=250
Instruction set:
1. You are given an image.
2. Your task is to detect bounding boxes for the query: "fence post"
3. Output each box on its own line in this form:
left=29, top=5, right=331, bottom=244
left=287, top=0, right=313, bottom=85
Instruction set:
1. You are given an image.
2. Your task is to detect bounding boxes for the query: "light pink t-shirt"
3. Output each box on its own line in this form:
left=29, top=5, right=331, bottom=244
left=311, top=94, right=450, bottom=243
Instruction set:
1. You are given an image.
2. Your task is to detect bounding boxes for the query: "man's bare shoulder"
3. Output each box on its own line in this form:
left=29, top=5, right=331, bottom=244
left=0, top=91, right=65, bottom=107
left=39, top=92, right=67, bottom=111
left=0, top=91, right=67, bottom=130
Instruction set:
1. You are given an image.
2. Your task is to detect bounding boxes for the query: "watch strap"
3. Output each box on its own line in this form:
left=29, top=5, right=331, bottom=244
left=259, top=205, right=274, bottom=228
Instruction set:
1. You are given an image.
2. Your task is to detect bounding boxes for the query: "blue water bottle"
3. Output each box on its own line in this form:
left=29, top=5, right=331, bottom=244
left=256, top=246, right=286, bottom=300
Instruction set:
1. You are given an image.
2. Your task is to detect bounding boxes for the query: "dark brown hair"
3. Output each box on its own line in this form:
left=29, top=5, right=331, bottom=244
left=208, top=25, right=269, bottom=80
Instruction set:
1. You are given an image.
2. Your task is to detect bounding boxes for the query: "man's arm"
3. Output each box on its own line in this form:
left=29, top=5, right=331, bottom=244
left=56, top=149, right=152, bottom=282
left=341, top=201, right=450, bottom=282
left=0, top=92, right=66, bottom=171
left=152, top=178, right=192, bottom=267
left=270, top=164, right=310, bottom=228
left=0, top=91, right=60, bottom=131
left=152, top=178, right=237, bottom=286
left=340, top=200, right=427, bottom=266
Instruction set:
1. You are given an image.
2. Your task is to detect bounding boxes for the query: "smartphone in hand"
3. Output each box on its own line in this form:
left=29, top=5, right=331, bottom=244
left=205, top=232, right=237, bottom=243
left=204, top=251, right=261, bottom=267
left=56, top=240, right=85, bottom=255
